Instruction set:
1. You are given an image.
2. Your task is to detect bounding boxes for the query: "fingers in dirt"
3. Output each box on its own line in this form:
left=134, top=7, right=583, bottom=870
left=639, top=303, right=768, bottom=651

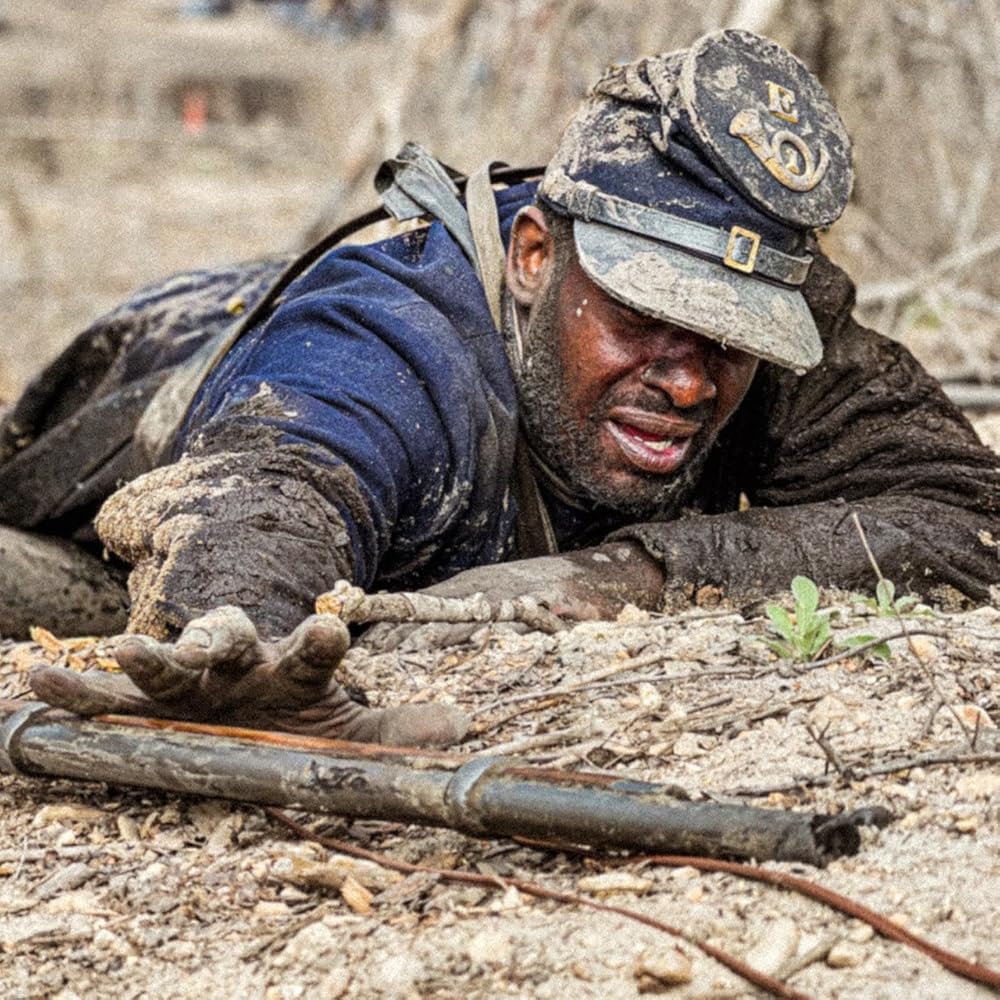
left=275, top=614, right=351, bottom=689
left=171, top=605, right=263, bottom=675
left=29, top=665, right=153, bottom=717
left=277, top=693, right=470, bottom=748
left=113, top=635, right=204, bottom=703
left=376, top=704, right=470, bottom=747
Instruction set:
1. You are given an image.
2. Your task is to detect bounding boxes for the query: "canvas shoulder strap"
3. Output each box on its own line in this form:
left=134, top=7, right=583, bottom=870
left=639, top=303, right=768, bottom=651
left=463, top=158, right=560, bottom=557
left=134, top=142, right=557, bottom=555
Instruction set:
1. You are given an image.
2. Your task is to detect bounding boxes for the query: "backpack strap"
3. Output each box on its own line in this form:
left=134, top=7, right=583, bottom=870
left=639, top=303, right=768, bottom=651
left=465, top=159, right=508, bottom=331
left=135, top=144, right=557, bottom=555
left=464, top=158, right=559, bottom=557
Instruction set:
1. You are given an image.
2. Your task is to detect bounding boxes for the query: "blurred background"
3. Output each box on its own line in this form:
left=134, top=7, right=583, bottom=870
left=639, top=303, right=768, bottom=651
left=2, top=0, right=999, bottom=443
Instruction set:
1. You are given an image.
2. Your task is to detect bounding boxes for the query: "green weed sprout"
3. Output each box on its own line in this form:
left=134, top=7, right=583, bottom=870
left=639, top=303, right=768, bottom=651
left=854, top=578, right=922, bottom=618
left=767, top=575, right=906, bottom=665
left=765, top=576, right=833, bottom=662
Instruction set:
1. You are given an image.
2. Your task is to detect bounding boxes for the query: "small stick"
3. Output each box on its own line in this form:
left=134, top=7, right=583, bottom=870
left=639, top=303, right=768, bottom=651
left=316, top=580, right=567, bottom=633
left=265, top=807, right=815, bottom=1000
left=726, top=746, right=1000, bottom=797
left=804, top=722, right=854, bottom=780
left=850, top=512, right=975, bottom=748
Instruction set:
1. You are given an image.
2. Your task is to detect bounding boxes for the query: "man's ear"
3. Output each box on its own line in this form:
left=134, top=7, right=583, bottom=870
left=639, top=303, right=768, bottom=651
left=506, top=206, right=553, bottom=308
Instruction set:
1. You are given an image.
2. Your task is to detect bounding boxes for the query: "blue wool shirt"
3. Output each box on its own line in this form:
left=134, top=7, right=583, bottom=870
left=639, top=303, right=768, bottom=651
left=180, top=183, right=547, bottom=591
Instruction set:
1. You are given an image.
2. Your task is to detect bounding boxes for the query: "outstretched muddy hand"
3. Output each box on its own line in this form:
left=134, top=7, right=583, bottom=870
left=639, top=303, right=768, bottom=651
left=28, top=606, right=468, bottom=748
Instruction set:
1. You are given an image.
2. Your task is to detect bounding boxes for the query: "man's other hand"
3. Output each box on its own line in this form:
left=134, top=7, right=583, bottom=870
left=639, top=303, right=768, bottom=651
left=29, top=606, right=468, bottom=748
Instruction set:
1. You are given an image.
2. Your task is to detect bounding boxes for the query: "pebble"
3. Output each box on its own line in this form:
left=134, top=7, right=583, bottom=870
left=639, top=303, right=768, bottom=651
left=187, top=800, right=234, bottom=838
left=958, top=703, right=996, bottom=729
left=162, top=940, right=197, bottom=960
left=743, top=917, right=799, bottom=976
left=907, top=636, right=939, bottom=661
left=466, top=928, right=513, bottom=967
left=278, top=886, right=312, bottom=903
left=92, top=928, right=129, bottom=956
left=316, top=969, right=351, bottom=1000
left=44, top=889, right=106, bottom=916
left=826, top=940, right=866, bottom=968
left=265, top=986, right=305, bottom=1000
left=34, top=862, right=95, bottom=900
left=634, top=948, right=694, bottom=991
left=637, top=682, right=662, bottom=711
left=491, top=884, right=526, bottom=911
left=32, top=804, right=105, bottom=827
left=205, top=814, right=243, bottom=855
left=253, top=900, right=291, bottom=919
left=616, top=604, right=651, bottom=625
left=116, top=815, right=140, bottom=842
left=670, top=866, right=700, bottom=881
left=339, top=874, right=374, bottom=915
left=953, top=814, right=979, bottom=834
left=671, top=732, right=705, bottom=758
left=576, top=871, right=653, bottom=897
left=848, top=923, right=875, bottom=944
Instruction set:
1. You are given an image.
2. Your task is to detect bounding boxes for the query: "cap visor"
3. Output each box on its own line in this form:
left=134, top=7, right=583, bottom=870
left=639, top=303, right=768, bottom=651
left=573, top=220, right=822, bottom=371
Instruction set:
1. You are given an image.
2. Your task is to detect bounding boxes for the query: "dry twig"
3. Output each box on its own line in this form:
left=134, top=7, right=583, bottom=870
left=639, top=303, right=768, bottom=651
left=317, top=580, right=566, bottom=633
left=265, top=808, right=815, bottom=1000
left=851, top=513, right=975, bottom=748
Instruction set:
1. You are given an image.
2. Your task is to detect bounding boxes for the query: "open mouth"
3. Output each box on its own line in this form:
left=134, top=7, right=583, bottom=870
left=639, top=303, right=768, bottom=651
left=605, top=407, right=701, bottom=475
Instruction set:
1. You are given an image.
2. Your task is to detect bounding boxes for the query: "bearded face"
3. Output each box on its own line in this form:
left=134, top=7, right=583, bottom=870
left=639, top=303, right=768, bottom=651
left=508, top=212, right=759, bottom=520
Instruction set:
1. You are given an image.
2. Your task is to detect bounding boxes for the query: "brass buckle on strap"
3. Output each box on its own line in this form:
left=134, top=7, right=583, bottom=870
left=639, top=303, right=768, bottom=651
left=723, top=226, right=761, bottom=274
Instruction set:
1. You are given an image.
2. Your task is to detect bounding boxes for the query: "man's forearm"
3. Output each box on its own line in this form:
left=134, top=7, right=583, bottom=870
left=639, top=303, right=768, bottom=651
left=612, top=494, right=1000, bottom=607
left=96, top=448, right=363, bottom=638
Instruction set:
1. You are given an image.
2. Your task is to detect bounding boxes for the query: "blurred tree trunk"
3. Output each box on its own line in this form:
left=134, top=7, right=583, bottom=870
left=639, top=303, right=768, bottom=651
left=761, top=0, right=1000, bottom=293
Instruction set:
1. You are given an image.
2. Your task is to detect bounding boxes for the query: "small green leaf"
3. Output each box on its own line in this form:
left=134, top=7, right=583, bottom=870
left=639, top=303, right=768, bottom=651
left=840, top=633, right=875, bottom=647
left=838, top=633, right=892, bottom=662
left=791, top=575, right=820, bottom=615
left=766, top=604, right=794, bottom=641
left=875, top=578, right=895, bottom=611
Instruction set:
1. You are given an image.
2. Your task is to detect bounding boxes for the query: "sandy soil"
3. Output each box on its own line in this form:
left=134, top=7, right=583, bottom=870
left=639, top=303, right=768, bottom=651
left=1, top=590, right=998, bottom=1000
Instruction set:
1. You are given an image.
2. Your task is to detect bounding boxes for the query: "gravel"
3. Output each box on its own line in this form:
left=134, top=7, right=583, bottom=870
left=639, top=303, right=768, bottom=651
left=2, top=590, right=998, bottom=999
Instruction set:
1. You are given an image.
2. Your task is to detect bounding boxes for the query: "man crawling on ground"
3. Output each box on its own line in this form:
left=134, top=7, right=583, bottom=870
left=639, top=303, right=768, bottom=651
left=2, top=30, right=997, bottom=746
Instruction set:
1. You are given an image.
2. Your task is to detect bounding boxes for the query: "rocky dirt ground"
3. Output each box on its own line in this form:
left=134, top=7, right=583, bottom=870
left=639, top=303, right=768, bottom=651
left=1, top=572, right=999, bottom=999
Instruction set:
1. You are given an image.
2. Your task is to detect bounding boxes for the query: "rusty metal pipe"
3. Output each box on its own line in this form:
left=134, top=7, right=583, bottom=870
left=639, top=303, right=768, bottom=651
left=0, top=700, right=885, bottom=865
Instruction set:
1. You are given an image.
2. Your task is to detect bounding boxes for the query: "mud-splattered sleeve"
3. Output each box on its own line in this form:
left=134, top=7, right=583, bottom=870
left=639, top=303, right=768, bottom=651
left=612, top=253, right=1000, bottom=605
left=94, top=440, right=367, bottom=640
left=94, top=270, right=513, bottom=638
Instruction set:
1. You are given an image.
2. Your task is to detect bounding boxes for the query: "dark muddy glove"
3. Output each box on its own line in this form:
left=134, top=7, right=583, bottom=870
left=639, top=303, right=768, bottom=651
left=360, top=542, right=665, bottom=653
left=29, top=606, right=468, bottom=748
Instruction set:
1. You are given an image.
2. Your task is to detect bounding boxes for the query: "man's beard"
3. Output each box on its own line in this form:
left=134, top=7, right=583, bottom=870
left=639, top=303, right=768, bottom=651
left=507, top=280, right=712, bottom=522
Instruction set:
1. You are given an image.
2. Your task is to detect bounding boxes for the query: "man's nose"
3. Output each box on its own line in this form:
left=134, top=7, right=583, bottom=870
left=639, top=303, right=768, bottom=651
left=639, top=340, right=718, bottom=410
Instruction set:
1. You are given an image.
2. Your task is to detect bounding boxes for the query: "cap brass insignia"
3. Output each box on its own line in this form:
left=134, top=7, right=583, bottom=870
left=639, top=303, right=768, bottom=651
left=766, top=81, right=799, bottom=123
left=728, top=107, right=829, bottom=192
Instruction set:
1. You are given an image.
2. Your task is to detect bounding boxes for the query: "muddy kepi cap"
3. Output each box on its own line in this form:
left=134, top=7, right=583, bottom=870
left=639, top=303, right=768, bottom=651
left=538, top=29, right=853, bottom=371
